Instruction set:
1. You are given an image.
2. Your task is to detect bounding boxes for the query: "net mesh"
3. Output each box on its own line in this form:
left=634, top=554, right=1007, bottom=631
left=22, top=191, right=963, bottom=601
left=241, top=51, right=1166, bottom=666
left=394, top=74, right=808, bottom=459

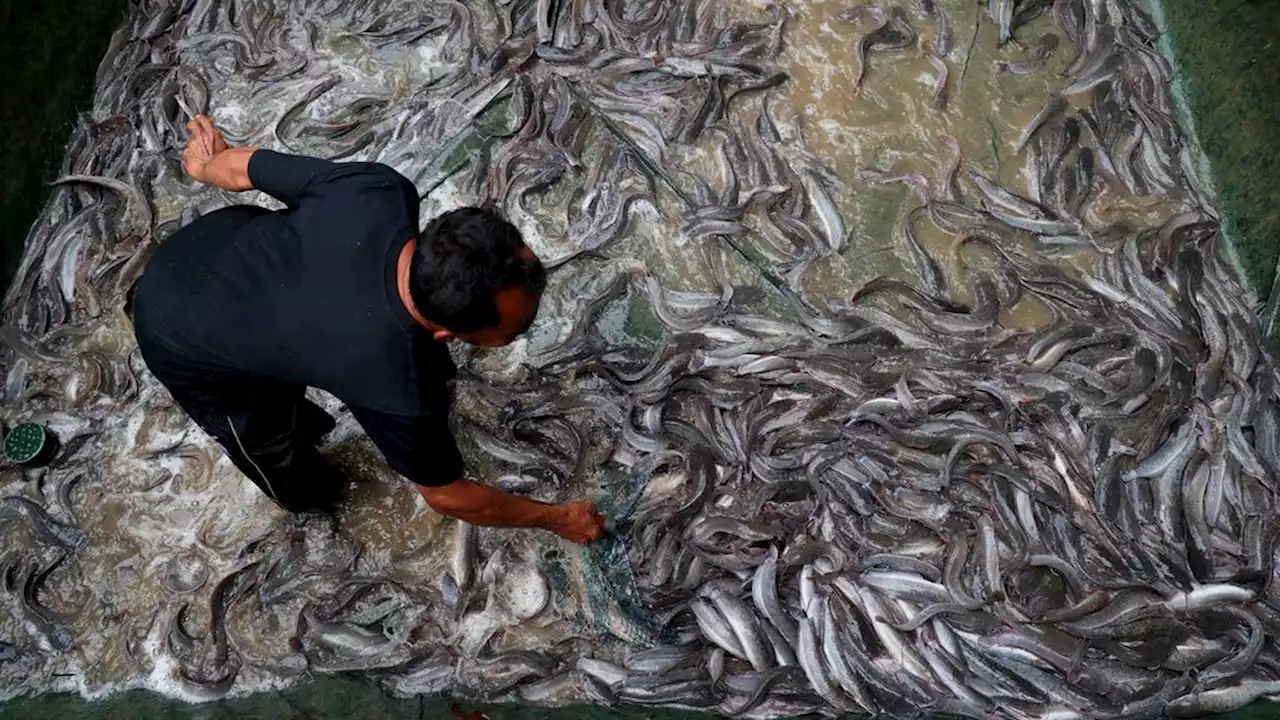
left=545, top=468, right=668, bottom=648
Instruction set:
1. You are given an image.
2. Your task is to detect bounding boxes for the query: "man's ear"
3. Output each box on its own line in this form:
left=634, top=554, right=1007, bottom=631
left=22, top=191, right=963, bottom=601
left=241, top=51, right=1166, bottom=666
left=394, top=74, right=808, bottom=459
left=433, top=329, right=455, bottom=343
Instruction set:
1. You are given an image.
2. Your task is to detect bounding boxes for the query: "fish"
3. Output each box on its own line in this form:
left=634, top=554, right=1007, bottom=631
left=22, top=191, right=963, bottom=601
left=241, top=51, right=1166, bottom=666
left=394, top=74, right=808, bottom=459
left=928, top=55, right=950, bottom=111
left=48, top=173, right=152, bottom=241
left=2, top=0, right=1275, bottom=715
left=934, top=6, right=954, bottom=55
left=843, top=6, right=918, bottom=89
left=800, top=170, right=847, bottom=254
left=901, top=206, right=948, bottom=297
left=19, top=554, right=75, bottom=652
left=0, top=496, right=88, bottom=551
left=457, top=651, right=557, bottom=695
left=751, top=547, right=799, bottom=649
left=449, top=520, right=478, bottom=596
left=705, top=584, right=773, bottom=671
left=989, top=0, right=1015, bottom=45
left=795, top=609, right=857, bottom=713
left=997, top=34, right=1061, bottom=75
left=300, top=606, right=395, bottom=656
left=1166, top=680, right=1280, bottom=718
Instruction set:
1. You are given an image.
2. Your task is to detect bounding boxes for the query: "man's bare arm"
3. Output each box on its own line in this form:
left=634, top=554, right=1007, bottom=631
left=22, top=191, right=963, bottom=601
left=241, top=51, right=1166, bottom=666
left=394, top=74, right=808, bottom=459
left=198, top=147, right=257, bottom=192
left=418, top=479, right=605, bottom=544
left=182, top=115, right=256, bottom=192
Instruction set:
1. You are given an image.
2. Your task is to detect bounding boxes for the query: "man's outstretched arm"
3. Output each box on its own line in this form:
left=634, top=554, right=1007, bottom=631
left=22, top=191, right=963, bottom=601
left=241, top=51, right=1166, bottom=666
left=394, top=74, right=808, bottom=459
left=347, top=408, right=605, bottom=542
left=418, top=479, right=605, bottom=544
left=181, top=114, right=340, bottom=203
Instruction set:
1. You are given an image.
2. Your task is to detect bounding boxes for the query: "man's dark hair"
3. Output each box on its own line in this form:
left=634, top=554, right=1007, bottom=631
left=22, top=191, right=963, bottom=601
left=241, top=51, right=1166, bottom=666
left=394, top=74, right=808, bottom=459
left=410, top=207, right=544, bottom=333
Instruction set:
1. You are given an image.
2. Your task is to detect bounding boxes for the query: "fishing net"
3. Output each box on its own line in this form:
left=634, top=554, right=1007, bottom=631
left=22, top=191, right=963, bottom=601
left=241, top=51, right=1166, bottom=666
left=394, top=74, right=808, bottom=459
left=546, top=467, right=668, bottom=647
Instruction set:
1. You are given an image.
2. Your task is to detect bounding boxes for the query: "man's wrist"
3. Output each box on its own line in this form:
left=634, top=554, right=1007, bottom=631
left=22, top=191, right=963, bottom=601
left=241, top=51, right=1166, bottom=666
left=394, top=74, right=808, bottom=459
left=534, top=503, right=562, bottom=532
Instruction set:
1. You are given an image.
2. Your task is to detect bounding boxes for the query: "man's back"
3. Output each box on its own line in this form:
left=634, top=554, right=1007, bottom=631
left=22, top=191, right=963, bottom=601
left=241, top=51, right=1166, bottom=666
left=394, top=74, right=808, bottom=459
left=133, top=150, right=455, bottom=417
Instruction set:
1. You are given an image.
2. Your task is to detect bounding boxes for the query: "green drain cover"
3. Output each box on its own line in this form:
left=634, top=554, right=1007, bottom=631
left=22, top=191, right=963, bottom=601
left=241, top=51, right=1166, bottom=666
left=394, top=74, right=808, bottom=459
left=5, top=423, right=47, bottom=464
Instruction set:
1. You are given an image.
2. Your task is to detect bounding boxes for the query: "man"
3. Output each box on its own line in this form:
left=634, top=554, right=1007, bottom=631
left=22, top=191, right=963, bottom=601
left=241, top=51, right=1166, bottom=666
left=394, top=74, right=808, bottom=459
left=130, top=115, right=604, bottom=544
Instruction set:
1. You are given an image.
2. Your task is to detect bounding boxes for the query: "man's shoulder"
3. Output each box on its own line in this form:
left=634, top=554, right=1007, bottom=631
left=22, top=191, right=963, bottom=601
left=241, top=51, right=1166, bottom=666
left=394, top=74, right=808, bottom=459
left=325, top=161, right=414, bottom=192
left=317, top=162, right=418, bottom=222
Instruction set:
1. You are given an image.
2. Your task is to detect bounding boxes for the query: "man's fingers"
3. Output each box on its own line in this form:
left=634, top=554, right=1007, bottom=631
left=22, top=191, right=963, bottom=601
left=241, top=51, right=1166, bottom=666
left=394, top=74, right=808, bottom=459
left=198, top=115, right=218, bottom=138
left=187, top=114, right=211, bottom=135
left=555, top=500, right=606, bottom=543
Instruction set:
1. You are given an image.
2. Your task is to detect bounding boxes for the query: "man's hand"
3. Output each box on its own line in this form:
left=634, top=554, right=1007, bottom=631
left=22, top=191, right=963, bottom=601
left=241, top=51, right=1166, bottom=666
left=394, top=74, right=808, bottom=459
left=546, top=500, right=606, bottom=545
left=177, top=115, right=256, bottom=192
left=182, top=115, right=230, bottom=184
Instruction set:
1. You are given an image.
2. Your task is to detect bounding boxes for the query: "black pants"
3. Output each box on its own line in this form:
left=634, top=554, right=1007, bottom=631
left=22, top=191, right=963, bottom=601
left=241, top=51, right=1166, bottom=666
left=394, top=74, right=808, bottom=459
left=172, top=379, right=341, bottom=513
left=132, top=206, right=342, bottom=513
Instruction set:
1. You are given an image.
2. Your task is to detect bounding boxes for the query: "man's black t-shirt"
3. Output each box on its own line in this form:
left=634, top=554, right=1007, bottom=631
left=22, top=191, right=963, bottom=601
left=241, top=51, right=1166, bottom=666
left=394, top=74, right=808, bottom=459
left=133, top=150, right=464, bottom=487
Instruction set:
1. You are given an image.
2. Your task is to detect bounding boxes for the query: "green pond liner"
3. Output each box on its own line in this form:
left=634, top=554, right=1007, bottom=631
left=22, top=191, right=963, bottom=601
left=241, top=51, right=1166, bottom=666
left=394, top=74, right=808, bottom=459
left=1154, top=0, right=1280, bottom=338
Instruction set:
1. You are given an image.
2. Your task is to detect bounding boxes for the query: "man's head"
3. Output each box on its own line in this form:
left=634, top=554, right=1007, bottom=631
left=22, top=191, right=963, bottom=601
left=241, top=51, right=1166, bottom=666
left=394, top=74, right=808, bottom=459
left=409, top=207, right=545, bottom=347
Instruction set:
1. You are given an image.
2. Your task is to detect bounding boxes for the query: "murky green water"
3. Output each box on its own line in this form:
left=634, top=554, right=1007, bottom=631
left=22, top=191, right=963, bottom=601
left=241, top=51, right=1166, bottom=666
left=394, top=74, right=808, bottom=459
left=4, top=676, right=1278, bottom=720
left=1, top=676, right=724, bottom=720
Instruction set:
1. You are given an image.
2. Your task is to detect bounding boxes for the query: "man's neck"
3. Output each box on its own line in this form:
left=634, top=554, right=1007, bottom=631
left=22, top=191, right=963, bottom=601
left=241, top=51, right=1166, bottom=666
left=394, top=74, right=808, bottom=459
left=396, top=239, right=432, bottom=329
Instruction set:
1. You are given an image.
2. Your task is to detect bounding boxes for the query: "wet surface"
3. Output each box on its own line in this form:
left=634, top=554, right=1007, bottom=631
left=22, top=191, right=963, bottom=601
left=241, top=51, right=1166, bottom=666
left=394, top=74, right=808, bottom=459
left=1, top=0, right=1275, bottom=718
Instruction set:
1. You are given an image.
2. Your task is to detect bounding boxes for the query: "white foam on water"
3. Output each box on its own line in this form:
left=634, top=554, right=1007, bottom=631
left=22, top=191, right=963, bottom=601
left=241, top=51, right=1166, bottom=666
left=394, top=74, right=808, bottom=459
left=498, top=563, right=550, bottom=622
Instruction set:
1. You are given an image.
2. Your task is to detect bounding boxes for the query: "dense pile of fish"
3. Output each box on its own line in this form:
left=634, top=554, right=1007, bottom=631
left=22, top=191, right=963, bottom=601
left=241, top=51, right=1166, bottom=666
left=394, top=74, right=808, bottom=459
left=3, top=0, right=1280, bottom=718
